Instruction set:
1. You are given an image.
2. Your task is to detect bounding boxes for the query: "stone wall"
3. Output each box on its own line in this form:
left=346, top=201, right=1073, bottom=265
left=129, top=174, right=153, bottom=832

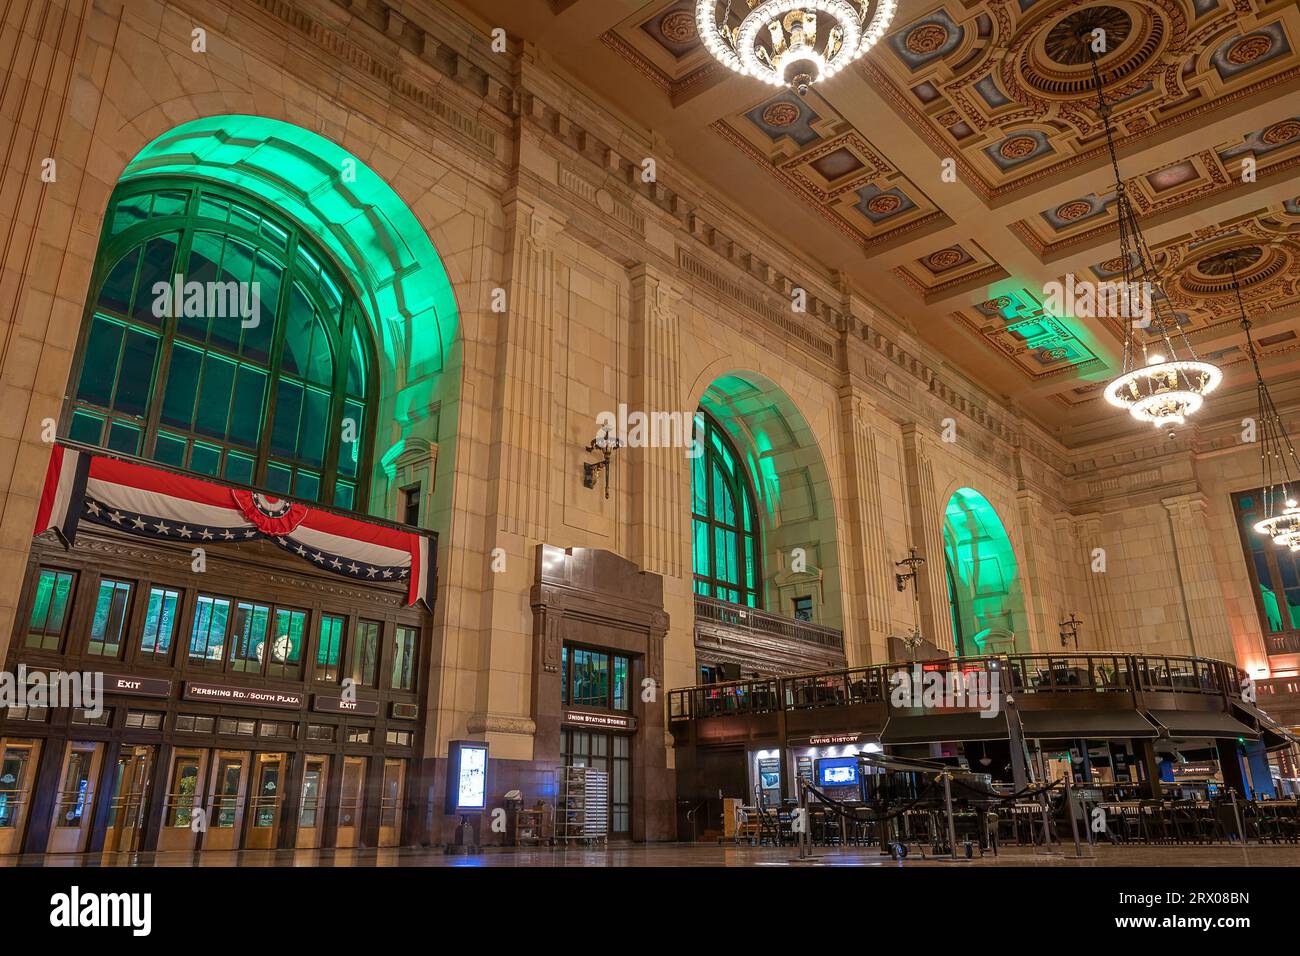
left=0, top=0, right=1290, bottom=813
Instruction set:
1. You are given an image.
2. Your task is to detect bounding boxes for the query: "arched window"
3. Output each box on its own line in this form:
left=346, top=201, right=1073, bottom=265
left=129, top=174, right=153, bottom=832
left=65, top=179, right=375, bottom=511
left=691, top=410, right=761, bottom=607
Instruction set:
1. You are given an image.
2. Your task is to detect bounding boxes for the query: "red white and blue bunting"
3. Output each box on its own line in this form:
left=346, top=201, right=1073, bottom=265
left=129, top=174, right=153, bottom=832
left=35, top=444, right=434, bottom=608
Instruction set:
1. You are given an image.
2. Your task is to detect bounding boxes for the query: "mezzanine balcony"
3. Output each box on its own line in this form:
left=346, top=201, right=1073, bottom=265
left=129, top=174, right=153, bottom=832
left=692, top=594, right=846, bottom=677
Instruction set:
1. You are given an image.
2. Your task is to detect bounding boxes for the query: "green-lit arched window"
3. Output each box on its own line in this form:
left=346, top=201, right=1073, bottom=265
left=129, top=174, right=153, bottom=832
left=691, top=410, right=762, bottom=607
left=65, top=179, right=375, bottom=511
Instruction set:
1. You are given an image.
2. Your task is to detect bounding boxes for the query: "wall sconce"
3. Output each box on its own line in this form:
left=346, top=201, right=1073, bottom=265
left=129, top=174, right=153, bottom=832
left=895, top=547, right=925, bottom=593
left=582, top=426, right=623, bottom=500
left=1058, top=613, right=1083, bottom=649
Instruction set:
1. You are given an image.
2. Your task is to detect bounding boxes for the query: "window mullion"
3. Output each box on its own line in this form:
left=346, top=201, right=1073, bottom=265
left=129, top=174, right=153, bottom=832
left=255, top=233, right=297, bottom=489
left=142, top=206, right=199, bottom=460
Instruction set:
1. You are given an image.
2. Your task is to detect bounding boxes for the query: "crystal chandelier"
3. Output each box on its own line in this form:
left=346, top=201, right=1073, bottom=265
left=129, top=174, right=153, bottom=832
left=1083, top=43, right=1221, bottom=427
left=696, top=1, right=897, bottom=94
left=1224, top=255, right=1300, bottom=548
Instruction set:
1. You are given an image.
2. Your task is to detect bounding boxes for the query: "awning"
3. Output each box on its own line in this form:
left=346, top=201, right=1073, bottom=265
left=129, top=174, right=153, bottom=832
left=1232, top=701, right=1300, bottom=751
left=1017, top=709, right=1157, bottom=740
left=1147, top=709, right=1259, bottom=741
left=881, top=711, right=1009, bottom=745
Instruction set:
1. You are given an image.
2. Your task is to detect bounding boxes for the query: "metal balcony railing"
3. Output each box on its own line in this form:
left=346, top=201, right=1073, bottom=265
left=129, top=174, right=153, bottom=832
left=1265, top=632, right=1300, bottom=656
left=693, top=594, right=844, bottom=652
left=667, top=651, right=1249, bottom=721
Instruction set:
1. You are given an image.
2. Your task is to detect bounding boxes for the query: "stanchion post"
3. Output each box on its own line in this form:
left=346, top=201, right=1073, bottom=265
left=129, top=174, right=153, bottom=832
left=1229, top=787, right=1245, bottom=845
left=1063, top=772, right=1085, bottom=858
left=942, top=772, right=959, bottom=860
left=798, top=778, right=810, bottom=860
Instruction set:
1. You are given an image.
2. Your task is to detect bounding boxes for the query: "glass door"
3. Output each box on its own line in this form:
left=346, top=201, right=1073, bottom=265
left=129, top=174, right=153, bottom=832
left=204, top=752, right=249, bottom=851
left=294, top=755, right=329, bottom=848
left=48, top=742, right=104, bottom=853
left=563, top=730, right=632, bottom=839
left=158, top=748, right=207, bottom=851
left=0, top=739, right=41, bottom=855
left=336, top=756, right=365, bottom=848
left=378, top=759, right=404, bottom=847
left=103, top=745, right=154, bottom=854
left=245, top=753, right=285, bottom=849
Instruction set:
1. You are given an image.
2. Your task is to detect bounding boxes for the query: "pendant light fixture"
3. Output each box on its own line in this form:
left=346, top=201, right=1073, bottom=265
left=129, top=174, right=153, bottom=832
left=1225, top=254, right=1300, bottom=548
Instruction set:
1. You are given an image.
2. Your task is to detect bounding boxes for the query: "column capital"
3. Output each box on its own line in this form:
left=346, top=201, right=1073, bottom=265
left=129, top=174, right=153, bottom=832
left=502, top=192, right=564, bottom=248
left=1161, top=492, right=1210, bottom=518
left=627, top=262, right=685, bottom=312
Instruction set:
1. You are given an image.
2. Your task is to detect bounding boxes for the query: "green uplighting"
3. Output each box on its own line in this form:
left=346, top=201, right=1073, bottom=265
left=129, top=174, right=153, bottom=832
left=942, top=487, right=1025, bottom=656
left=121, top=115, right=459, bottom=380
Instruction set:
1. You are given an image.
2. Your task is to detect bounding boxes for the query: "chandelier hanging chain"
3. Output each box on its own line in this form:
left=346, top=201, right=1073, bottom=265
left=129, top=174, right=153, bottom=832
left=1086, top=40, right=1199, bottom=367
left=1089, top=35, right=1220, bottom=428
left=1231, top=256, right=1300, bottom=519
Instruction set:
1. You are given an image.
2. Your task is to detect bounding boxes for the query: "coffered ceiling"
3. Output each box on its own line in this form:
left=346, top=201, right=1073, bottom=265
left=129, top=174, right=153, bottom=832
left=456, top=0, right=1300, bottom=444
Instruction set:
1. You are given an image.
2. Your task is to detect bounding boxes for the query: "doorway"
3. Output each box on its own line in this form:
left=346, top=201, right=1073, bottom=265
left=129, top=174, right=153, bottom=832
left=562, top=729, right=632, bottom=839
left=103, top=745, right=155, bottom=853
left=204, top=751, right=249, bottom=851
left=158, top=748, right=207, bottom=851
left=245, top=752, right=286, bottom=849
left=336, top=756, right=365, bottom=848
left=295, top=755, right=329, bottom=848
left=47, top=742, right=104, bottom=853
left=0, top=739, right=41, bottom=855
left=378, top=758, right=404, bottom=847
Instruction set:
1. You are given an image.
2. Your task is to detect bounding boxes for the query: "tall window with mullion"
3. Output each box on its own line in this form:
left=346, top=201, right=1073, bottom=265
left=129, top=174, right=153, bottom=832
left=140, top=586, right=181, bottom=662
left=189, top=595, right=231, bottom=664
left=315, top=615, right=345, bottom=683
left=86, top=578, right=132, bottom=657
left=67, top=180, right=376, bottom=513
left=27, top=569, right=76, bottom=651
left=691, top=409, right=762, bottom=607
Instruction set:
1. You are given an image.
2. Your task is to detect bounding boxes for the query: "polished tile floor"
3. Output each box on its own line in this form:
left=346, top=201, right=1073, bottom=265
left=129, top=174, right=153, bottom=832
left=3, top=842, right=1298, bottom=867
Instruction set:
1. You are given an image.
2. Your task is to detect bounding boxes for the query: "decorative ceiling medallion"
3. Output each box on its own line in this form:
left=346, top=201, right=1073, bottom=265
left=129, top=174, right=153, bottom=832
left=1056, top=199, right=1093, bottom=220
left=1195, top=245, right=1264, bottom=276
left=1000, top=135, right=1039, bottom=159
left=866, top=193, right=901, bottom=214
left=1019, top=2, right=1166, bottom=99
left=1178, top=244, right=1287, bottom=296
left=906, top=23, right=949, bottom=55
left=927, top=247, right=965, bottom=270
left=1262, top=120, right=1300, bottom=145
left=1227, top=33, right=1273, bottom=65
left=1044, top=7, right=1133, bottom=66
left=661, top=10, right=699, bottom=44
left=696, top=0, right=898, bottom=93
left=762, top=101, right=802, bottom=126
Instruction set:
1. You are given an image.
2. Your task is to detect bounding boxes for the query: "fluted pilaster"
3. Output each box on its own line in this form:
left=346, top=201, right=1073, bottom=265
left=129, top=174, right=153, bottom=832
left=628, top=263, right=684, bottom=578
left=492, top=198, right=561, bottom=541
left=1077, top=514, right=1123, bottom=651
left=901, top=425, right=954, bottom=652
left=1162, top=494, right=1235, bottom=661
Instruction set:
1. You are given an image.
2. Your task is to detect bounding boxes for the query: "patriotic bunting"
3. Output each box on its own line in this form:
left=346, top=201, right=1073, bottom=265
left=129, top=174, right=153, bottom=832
left=34, top=444, right=435, bottom=608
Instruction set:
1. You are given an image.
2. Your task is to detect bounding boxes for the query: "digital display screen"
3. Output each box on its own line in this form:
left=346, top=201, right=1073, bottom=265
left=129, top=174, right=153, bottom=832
left=454, top=743, right=488, bottom=810
left=816, top=757, right=859, bottom=788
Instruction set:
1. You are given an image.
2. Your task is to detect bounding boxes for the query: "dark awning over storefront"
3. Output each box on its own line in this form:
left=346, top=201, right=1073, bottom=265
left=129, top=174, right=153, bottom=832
left=1147, top=709, right=1259, bottom=741
left=881, top=711, right=1009, bottom=744
left=1231, top=701, right=1300, bottom=751
left=1017, top=709, right=1157, bottom=740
